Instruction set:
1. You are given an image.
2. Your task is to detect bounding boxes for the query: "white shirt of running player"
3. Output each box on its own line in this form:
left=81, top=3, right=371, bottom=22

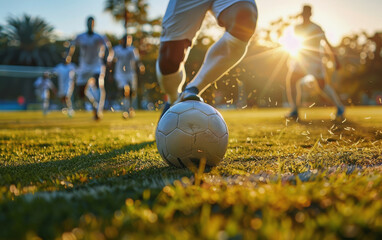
left=34, top=77, right=55, bottom=91
left=113, top=45, right=140, bottom=76
left=34, top=77, right=55, bottom=99
left=53, top=63, right=76, bottom=96
left=294, top=22, right=325, bottom=60
left=73, top=32, right=108, bottom=71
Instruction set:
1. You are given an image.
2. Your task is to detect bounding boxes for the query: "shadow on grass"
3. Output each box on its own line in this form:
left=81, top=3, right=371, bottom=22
left=0, top=140, right=176, bottom=186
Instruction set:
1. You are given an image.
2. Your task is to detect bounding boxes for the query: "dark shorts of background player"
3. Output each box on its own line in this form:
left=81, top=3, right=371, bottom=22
left=77, top=73, right=100, bottom=98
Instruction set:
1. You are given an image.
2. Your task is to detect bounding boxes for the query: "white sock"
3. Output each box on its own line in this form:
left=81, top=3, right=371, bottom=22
left=323, top=85, right=343, bottom=108
left=187, top=32, right=249, bottom=93
left=156, top=61, right=186, bottom=104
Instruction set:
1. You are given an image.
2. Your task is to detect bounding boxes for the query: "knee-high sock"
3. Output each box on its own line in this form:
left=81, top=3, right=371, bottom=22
left=187, top=32, right=249, bottom=94
left=156, top=61, right=186, bottom=104
left=323, top=84, right=343, bottom=108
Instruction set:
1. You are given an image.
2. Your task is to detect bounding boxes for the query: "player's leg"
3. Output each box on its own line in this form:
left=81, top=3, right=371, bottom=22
left=96, top=66, right=106, bottom=118
left=156, top=1, right=211, bottom=118
left=84, top=77, right=100, bottom=120
left=179, top=1, right=258, bottom=101
left=286, top=70, right=305, bottom=119
left=66, top=81, right=75, bottom=117
left=42, top=89, right=50, bottom=116
left=115, top=74, right=129, bottom=118
left=128, top=74, right=138, bottom=117
left=121, top=85, right=130, bottom=119
left=76, top=70, right=92, bottom=110
left=316, top=78, right=345, bottom=118
left=156, top=40, right=190, bottom=104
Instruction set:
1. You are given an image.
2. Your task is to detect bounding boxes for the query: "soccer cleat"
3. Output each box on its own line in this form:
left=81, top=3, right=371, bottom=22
left=175, top=92, right=203, bottom=103
left=285, top=109, right=299, bottom=120
left=336, top=106, right=345, bottom=119
left=174, top=87, right=203, bottom=105
left=159, top=87, right=203, bottom=121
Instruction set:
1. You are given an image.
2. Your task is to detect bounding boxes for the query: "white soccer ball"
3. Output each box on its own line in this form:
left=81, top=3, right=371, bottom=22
left=156, top=101, right=229, bottom=168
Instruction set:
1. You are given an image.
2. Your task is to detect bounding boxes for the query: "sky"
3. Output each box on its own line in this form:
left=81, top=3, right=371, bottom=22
left=0, top=0, right=381, bottom=45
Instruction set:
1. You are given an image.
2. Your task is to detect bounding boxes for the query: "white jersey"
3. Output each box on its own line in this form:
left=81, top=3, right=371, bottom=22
left=113, top=45, right=140, bottom=74
left=53, top=63, right=76, bottom=97
left=34, top=77, right=55, bottom=99
left=113, top=45, right=140, bottom=89
left=295, top=22, right=325, bottom=58
left=73, top=32, right=109, bottom=84
left=73, top=32, right=107, bottom=68
left=34, top=77, right=55, bottom=91
left=290, top=22, right=326, bottom=79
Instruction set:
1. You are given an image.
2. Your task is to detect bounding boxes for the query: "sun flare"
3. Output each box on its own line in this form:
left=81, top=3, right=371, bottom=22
left=279, top=27, right=304, bottom=57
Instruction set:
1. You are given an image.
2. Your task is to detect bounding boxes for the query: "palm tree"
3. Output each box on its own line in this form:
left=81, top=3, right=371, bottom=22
left=0, top=14, right=60, bottom=66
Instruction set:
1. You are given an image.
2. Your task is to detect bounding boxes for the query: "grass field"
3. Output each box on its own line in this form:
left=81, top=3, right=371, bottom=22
left=0, top=106, right=381, bottom=240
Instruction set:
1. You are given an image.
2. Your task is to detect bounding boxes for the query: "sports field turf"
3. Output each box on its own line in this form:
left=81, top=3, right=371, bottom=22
left=0, top=107, right=381, bottom=239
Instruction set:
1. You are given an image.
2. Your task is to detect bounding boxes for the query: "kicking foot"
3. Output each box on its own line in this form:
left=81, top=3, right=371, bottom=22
left=285, top=110, right=299, bottom=120
left=159, top=87, right=203, bottom=121
left=335, top=106, right=345, bottom=120
left=174, top=87, right=203, bottom=105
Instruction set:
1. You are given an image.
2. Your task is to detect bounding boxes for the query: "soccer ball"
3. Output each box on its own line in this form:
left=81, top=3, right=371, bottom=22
left=156, top=101, right=228, bottom=168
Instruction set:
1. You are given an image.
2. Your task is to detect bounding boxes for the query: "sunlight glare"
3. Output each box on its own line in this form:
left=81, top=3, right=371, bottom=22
left=279, top=27, right=303, bottom=57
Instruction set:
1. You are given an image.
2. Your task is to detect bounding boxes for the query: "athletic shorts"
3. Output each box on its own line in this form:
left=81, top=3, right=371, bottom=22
left=161, top=0, right=257, bottom=44
left=58, top=82, right=74, bottom=98
left=76, top=64, right=101, bottom=86
left=288, top=56, right=326, bottom=80
left=114, top=72, right=137, bottom=91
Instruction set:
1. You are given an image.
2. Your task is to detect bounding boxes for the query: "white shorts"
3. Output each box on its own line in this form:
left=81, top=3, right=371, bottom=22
left=161, top=0, right=256, bottom=43
left=58, top=82, right=74, bottom=98
left=115, top=72, right=137, bottom=91
left=289, top=56, right=326, bottom=80
left=76, top=64, right=101, bottom=85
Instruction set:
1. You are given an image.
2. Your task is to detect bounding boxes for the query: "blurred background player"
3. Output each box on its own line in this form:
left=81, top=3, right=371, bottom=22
left=286, top=5, right=345, bottom=120
left=34, top=72, right=56, bottom=116
left=52, top=55, right=76, bottom=117
left=113, top=35, right=145, bottom=118
left=66, top=16, right=113, bottom=120
left=156, top=0, right=258, bottom=118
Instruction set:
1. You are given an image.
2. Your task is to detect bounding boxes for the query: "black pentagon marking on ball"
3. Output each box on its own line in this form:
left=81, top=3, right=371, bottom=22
left=162, top=150, right=176, bottom=167
left=177, top=158, right=187, bottom=168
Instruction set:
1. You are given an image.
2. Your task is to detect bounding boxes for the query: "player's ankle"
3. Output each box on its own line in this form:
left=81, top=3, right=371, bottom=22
left=184, top=86, right=199, bottom=95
